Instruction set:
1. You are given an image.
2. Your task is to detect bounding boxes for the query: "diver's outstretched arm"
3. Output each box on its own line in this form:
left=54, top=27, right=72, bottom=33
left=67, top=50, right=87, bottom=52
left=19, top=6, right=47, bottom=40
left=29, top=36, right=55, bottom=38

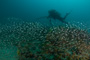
left=37, top=16, right=48, bottom=20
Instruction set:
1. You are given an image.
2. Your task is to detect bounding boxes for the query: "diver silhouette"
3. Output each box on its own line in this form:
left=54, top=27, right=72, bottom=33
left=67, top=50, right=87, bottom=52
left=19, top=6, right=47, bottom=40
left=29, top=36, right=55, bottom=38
left=38, top=9, right=71, bottom=25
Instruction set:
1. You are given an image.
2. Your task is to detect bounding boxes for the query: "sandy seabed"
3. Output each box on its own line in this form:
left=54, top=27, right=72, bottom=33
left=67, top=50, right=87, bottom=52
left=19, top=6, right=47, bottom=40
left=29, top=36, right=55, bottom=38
left=0, top=46, right=18, bottom=60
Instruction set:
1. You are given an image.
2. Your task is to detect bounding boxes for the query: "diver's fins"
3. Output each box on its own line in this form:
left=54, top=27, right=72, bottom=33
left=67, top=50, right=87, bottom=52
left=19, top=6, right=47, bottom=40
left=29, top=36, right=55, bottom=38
left=63, top=10, right=72, bottom=20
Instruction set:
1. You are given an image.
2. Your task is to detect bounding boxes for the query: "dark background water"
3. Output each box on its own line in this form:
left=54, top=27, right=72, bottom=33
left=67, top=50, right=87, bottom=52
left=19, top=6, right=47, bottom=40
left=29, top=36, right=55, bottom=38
left=0, top=0, right=90, bottom=27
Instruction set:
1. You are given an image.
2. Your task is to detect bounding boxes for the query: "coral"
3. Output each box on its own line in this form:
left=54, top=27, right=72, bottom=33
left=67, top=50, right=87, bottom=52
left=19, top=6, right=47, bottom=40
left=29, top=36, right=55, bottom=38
left=16, top=24, right=90, bottom=60
left=43, top=26, right=90, bottom=60
left=0, top=21, right=90, bottom=60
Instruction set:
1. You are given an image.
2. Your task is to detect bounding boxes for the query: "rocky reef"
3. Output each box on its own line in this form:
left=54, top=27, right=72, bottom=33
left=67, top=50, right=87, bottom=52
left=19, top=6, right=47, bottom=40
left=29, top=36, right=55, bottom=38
left=0, top=21, right=90, bottom=60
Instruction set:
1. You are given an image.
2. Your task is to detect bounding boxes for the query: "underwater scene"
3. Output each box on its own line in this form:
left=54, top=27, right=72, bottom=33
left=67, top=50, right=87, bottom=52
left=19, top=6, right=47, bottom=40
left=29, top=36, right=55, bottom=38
left=0, top=0, right=90, bottom=60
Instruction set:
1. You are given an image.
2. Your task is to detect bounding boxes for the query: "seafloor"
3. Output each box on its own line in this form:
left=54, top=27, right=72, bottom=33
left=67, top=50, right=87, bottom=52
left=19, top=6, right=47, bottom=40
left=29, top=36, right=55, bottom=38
left=0, top=18, right=90, bottom=60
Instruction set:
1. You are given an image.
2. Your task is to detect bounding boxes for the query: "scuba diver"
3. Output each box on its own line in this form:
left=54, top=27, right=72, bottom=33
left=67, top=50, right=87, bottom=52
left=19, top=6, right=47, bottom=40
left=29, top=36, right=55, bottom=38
left=38, top=9, right=71, bottom=25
